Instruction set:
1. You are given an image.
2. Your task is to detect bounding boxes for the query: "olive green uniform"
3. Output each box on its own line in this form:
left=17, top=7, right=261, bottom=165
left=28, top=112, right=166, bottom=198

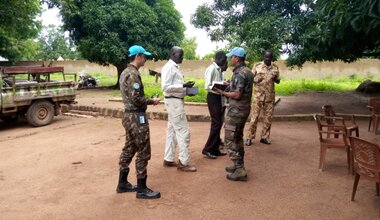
left=224, top=64, right=254, bottom=168
left=119, top=64, right=155, bottom=179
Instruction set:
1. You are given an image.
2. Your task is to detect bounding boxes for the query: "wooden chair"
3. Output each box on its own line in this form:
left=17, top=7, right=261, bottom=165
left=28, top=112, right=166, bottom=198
left=367, top=98, right=380, bottom=133
left=322, top=105, right=359, bottom=137
left=314, top=114, right=351, bottom=173
left=349, top=137, right=380, bottom=213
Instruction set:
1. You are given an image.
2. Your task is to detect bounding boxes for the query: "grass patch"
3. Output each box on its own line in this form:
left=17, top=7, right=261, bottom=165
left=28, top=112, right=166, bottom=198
left=14, top=73, right=78, bottom=82
left=89, top=72, right=117, bottom=87
left=276, top=74, right=376, bottom=96
left=74, top=72, right=378, bottom=102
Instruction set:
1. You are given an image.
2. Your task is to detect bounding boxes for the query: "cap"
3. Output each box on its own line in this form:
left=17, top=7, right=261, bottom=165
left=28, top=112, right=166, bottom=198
left=128, top=45, right=152, bottom=57
left=226, top=47, right=246, bottom=58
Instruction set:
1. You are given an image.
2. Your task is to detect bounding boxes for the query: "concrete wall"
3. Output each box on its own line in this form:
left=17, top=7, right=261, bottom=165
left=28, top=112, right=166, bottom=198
left=276, top=59, right=380, bottom=79
left=1, top=59, right=379, bottom=79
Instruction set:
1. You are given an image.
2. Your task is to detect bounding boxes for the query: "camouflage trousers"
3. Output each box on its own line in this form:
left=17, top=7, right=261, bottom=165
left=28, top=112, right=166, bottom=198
left=119, top=112, right=151, bottom=179
left=224, top=108, right=250, bottom=168
left=247, top=100, right=274, bottom=139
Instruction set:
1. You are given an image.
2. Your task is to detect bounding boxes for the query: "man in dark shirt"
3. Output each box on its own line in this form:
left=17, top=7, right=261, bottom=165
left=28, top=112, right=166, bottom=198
left=202, top=51, right=228, bottom=159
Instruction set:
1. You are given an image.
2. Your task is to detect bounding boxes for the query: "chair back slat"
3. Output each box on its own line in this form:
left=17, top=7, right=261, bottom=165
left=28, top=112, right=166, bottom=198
left=322, top=105, right=336, bottom=124
left=314, top=114, right=323, bottom=140
left=314, top=114, right=348, bottom=143
left=349, top=137, right=380, bottom=176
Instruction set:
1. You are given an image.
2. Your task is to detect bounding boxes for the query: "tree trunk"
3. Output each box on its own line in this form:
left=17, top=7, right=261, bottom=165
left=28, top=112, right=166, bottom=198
left=114, top=62, right=128, bottom=89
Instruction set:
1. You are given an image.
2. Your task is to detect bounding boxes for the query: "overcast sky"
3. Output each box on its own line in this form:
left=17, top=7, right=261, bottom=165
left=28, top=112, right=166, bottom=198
left=39, top=0, right=224, bottom=57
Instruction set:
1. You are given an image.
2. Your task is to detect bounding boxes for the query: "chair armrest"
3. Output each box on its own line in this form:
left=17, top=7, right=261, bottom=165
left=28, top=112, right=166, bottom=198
left=319, top=130, right=345, bottom=135
left=324, top=116, right=346, bottom=126
left=324, top=116, right=344, bottom=120
left=335, top=113, right=353, bottom=117
left=320, top=124, right=346, bottom=131
left=335, top=113, right=356, bottom=124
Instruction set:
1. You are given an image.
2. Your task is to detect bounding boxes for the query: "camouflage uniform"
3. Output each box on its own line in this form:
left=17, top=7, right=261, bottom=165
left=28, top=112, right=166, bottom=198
left=119, top=64, right=155, bottom=179
left=224, top=64, right=254, bottom=168
left=247, top=62, right=280, bottom=140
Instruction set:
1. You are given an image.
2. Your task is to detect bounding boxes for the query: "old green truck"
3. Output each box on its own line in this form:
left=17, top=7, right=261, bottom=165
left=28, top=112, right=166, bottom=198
left=0, top=66, right=77, bottom=126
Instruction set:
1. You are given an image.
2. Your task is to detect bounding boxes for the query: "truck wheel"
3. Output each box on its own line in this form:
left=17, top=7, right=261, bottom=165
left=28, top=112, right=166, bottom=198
left=26, top=100, right=54, bottom=127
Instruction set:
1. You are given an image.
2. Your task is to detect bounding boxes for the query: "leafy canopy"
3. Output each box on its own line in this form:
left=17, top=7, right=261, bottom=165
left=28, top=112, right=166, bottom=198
left=191, top=0, right=311, bottom=62
left=57, top=0, right=184, bottom=68
left=0, top=0, right=41, bottom=61
left=287, top=0, right=380, bottom=66
left=36, top=25, right=81, bottom=61
left=181, top=37, right=200, bottom=60
left=191, top=0, right=380, bottom=66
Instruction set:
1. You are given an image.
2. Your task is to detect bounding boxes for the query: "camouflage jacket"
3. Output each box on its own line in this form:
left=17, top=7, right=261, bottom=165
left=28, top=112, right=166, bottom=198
left=120, top=64, right=154, bottom=112
left=228, top=63, right=254, bottom=112
left=252, top=62, right=280, bottom=102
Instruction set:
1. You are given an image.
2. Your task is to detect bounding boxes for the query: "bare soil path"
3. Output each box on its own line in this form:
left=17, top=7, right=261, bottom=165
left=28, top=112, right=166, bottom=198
left=0, top=115, right=379, bottom=219
left=74, top=89, right=373, bottom=116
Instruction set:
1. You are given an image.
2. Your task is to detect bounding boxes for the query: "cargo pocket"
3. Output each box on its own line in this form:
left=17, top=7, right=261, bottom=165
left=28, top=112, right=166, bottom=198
left=224, top=124, right=237, bottom=141
left=227, top=107, right=245, bottom=124
left=135, top=125, right=151, bottom=160
left=227, top=106, right=240, bottom=117
left=136, top=125, right=150, bottom=145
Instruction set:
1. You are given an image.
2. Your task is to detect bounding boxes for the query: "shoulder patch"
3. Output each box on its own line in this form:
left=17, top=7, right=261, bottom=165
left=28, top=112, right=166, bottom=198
left=133, top=83, right=140, bottom=89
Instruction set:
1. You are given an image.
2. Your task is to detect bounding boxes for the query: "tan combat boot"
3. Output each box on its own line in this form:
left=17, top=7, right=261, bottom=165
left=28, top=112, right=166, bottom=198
left=225, top=165, right=236, bottom=173
left=226, top=167, right=247, bottom=181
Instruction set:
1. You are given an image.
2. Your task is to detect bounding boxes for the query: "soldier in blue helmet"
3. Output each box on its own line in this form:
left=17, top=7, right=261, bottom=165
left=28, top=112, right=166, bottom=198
left=214, top=47, right=254, bottom=181
left=116, top=45, right=161, bottom=199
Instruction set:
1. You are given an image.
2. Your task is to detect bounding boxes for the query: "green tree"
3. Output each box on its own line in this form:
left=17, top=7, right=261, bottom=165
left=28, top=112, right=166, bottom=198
left=55, top=0, right=184, bottom=88
left=191, top=0, right=309, bottom=62
left=19, top=39, right=41, bottom=61
left=36, top=25, right=81, bottom=60
left=286, top=0, right=380, bottom=66
left=0, top=0, right=41, bottom=61
left=191, top=0, right=380, bottom=66
left=181, top=37, right=199, bottom=60
left=202, top=52, right=215, bottom=61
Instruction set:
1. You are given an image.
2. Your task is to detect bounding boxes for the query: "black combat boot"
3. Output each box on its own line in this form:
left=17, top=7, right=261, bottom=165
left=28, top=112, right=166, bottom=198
left=136, top=176, right=161, bottom=199
left=116, top=170, right=137, bottom=193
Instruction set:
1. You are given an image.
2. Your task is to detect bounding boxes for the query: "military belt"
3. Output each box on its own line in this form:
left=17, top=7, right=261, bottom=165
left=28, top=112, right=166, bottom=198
left=164, top=96, right=184, bottom=100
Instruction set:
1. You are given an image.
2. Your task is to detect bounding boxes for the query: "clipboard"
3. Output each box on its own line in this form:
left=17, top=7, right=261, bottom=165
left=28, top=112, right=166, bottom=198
left=211, top=82, right=228, bottom=91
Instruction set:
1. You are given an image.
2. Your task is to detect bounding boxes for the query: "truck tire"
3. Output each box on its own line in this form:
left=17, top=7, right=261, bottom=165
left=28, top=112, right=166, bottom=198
left=26, top=100, right=54, bottom=127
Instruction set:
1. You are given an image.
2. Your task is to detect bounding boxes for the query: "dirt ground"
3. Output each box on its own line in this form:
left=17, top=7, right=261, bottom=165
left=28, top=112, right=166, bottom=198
left=1, top=112, right=380, bottom=219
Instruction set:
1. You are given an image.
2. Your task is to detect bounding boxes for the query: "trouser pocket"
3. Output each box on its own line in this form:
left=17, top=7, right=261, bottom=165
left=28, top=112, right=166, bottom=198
left=225, top=124, right=237, bottom=141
